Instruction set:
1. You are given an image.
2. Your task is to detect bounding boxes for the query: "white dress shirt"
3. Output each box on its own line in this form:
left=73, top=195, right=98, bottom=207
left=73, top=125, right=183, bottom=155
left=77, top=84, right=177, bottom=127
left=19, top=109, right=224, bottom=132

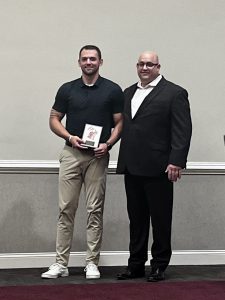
left=131, top=75, right=162, bottom=118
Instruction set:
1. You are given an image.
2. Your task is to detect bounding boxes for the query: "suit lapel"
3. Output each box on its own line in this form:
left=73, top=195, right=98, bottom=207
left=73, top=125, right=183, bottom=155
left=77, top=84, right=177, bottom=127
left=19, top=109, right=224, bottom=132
left=133, top=77, right=167, bottom=119
left=126, top=84, right=138, bottom=119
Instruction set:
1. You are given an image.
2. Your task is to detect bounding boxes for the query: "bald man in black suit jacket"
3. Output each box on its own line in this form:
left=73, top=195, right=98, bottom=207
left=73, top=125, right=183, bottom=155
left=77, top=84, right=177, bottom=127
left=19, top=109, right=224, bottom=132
left=117, top=51, right=192, bottom=282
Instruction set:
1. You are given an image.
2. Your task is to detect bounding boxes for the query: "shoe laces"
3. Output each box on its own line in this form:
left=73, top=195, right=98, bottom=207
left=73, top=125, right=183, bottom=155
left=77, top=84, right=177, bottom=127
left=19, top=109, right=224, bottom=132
left=84, top=263, right=98, bottom=272
left=49, top=263, right=64, bottom=270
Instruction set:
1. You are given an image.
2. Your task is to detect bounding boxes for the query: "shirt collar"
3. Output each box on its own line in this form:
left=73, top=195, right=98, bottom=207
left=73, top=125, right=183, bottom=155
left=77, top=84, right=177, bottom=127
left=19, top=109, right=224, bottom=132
left=79, top=75, right=103, bottom=87
left=137, top=74, right=162, bottom=89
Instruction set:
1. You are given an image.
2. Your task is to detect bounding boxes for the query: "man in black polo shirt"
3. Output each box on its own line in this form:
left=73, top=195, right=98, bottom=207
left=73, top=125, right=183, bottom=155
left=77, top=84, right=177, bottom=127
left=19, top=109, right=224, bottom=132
left=41, top=45, right=124, bottom=280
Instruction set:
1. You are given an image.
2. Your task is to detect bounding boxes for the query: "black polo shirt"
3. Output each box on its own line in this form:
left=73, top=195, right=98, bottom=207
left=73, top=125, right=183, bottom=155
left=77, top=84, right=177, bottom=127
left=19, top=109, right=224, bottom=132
left=52, top=76, right=124, bottom=145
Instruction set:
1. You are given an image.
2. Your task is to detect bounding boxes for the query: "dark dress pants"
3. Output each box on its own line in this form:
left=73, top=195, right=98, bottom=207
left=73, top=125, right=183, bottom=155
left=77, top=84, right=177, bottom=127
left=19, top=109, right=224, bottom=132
left=124, top=173, right=173, bottom=272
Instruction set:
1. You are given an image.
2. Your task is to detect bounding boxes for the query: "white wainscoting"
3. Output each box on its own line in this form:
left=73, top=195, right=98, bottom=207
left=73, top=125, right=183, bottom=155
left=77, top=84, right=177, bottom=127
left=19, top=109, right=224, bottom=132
left=0, top=160, right=225, bottom=268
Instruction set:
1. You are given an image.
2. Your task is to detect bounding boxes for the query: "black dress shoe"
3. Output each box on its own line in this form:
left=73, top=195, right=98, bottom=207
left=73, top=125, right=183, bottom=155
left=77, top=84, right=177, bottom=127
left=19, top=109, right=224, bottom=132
left=147, top=268, right=165, bottom=282
left=117, top=268, right=145, bottom=280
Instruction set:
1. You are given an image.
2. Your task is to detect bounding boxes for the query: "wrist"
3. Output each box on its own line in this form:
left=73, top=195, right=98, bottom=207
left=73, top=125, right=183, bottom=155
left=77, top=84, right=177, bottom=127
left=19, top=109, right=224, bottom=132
left=106, top=142, right=112, bottom=150
left=68, top=135, right=73, bottom=142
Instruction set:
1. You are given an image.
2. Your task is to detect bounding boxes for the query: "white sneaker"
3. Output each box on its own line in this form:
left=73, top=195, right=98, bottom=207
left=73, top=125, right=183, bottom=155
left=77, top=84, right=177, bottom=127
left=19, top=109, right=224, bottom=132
left=84, top=263, right=100, bottom=279
left=41, top=263, right=69, bottom=279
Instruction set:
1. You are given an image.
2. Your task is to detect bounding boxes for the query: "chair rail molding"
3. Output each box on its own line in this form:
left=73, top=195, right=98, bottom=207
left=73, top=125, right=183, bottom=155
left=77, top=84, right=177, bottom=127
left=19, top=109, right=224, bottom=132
left=0, top=160, right=225, bottom=174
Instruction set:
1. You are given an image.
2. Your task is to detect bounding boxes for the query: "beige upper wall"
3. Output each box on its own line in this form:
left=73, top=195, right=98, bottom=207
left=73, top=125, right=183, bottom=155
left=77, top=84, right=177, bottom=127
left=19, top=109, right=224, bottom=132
left=0, top=0, right=224, bottom=161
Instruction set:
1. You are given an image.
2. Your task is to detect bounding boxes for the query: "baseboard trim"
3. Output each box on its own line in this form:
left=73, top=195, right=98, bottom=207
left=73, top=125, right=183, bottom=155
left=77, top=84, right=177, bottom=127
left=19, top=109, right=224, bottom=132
left=0, top=250, right=225, bottom=269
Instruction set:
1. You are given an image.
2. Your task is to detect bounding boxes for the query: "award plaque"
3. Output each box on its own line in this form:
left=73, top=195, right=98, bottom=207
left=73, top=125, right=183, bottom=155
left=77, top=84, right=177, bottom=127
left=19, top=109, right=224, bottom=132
left=81, top=124, right=103, bottom=148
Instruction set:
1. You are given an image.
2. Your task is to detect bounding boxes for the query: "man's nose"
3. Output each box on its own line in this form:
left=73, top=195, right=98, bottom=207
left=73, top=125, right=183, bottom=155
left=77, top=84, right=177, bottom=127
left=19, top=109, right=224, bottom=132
left=143, top=64, right=148, bottom=70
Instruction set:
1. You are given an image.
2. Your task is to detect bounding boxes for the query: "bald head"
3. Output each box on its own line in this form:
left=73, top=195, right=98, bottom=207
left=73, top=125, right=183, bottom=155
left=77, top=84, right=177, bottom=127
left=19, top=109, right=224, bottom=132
left=138, top=51, right=159, bottom=64
left=137, top=51, right=161, bottom=86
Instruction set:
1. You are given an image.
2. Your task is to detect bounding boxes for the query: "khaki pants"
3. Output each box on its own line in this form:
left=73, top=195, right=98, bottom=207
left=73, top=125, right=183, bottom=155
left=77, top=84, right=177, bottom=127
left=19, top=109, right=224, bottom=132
left=56, top=145, right=109, bottom=266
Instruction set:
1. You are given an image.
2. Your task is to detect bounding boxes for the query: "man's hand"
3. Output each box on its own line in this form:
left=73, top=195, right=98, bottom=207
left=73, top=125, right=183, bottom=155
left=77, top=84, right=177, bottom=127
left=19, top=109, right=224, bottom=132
left=165, top=164, right=182, bottom=182
left=94, top=143, right=108, bottom=158
left=69, top=135, right=88, bottom=149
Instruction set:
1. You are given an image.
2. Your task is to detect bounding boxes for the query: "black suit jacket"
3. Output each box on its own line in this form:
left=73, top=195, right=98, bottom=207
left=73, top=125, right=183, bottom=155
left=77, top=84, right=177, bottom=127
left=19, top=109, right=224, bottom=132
left=117, top=77, right=192, bottom=177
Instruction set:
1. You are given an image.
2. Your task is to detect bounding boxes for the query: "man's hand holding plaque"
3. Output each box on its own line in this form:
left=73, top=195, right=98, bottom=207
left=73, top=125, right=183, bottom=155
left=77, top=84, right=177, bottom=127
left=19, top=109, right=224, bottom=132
left=81, top=124, right=103, bottom=149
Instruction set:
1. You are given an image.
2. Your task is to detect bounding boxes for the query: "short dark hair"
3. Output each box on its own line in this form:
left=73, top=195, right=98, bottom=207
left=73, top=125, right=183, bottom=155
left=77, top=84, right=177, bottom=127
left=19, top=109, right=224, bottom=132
left=79, top=45, right=102, bottom=60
